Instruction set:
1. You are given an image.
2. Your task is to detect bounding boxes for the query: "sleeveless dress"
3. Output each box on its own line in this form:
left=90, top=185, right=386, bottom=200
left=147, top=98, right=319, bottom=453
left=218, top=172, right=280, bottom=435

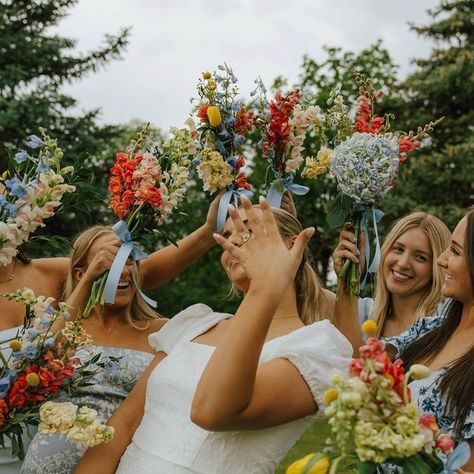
left=116, top=303, right=353, bottom=474
left=20, top=344, right=154, bottom=474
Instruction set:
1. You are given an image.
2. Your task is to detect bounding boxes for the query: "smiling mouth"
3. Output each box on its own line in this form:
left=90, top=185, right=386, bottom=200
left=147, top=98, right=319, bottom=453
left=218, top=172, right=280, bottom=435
left=445, top=273, right=454, bottom=280
left=117, top=281, right=131, bottom=290
left=391, top=270, right=412, bottom=281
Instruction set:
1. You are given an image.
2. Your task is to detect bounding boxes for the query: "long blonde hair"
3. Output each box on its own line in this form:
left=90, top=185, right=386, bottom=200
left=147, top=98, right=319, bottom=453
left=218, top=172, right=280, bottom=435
left=65, top=226, right=160, bottom=329
left=372, top=212, right=451, bottom=336
left=229, top=208, right=331, bottom=324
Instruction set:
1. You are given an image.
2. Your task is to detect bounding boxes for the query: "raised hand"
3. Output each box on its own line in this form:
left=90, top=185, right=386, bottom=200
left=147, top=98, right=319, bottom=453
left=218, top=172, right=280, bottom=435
left=80, top=235, right=122, bottom=284
left=333, top=223, right=365, bottom=276
left=213, top=196, right=314, bottom=293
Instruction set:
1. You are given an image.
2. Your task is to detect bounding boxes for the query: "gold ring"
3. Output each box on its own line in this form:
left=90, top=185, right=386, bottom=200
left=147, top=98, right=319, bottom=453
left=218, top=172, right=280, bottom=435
left=241, top=232, right=251, bottom=244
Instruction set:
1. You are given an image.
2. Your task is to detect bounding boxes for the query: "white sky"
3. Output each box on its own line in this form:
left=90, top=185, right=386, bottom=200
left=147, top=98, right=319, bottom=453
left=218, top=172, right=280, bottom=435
left=56, top=0, right=441, bottom=130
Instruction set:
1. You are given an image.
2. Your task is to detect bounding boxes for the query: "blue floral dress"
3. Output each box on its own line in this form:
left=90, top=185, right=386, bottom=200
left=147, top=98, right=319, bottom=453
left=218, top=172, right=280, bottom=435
left=378, top=306, right=474, bottom=473
left=383, top=309, right=474, bottom=442
left=20, top=345, right=154, bottom=474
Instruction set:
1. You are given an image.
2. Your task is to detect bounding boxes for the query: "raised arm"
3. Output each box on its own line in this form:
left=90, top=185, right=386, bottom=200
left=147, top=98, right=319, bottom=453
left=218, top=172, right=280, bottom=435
left=75, top=352, right=165, bottom=474
left=191, top=197, right=316, bottom=430
left=332, top=225, right=365, bottom=354
left=140, top=193, right=220, bottom=290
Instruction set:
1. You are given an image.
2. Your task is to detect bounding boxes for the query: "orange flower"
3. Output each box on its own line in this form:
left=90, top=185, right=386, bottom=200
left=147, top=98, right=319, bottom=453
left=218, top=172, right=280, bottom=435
left=135, top=185, right=162, bottom=208
left=197, top=103, right=210, bottom=122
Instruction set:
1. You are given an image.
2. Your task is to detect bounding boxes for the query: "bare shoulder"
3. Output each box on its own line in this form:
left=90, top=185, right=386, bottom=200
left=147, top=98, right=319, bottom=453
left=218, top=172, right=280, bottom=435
left=32, top=257, right=70, bottom=275
left=148, top=317, right=169, bottom=334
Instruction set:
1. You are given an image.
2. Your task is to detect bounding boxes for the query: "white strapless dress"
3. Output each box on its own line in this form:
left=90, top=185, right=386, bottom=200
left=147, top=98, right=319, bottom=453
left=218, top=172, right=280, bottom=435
left=0, top=325, right=36, bottom=473
left=116, top=304, right=352, bottom=474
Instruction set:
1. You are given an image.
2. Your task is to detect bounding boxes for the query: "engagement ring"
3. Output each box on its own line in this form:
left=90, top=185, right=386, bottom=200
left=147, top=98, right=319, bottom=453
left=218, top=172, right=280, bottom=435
left=241, top=232, right=251, bottom=244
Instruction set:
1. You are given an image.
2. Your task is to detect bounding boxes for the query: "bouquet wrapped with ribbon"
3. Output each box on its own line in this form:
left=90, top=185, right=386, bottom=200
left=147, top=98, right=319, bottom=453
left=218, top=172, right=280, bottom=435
left=192, top=64, right=253, bottom=230
left=0, top=130, right=75, bottom=266
left=286, top=321, right=471, bottom=474
left=321, top=71, right=443, bottom=299
left=253, top=79, right=325, bottom=208
left=83, top=123, right=195, bottom=316
left=0, top=288, right=98, bottom=459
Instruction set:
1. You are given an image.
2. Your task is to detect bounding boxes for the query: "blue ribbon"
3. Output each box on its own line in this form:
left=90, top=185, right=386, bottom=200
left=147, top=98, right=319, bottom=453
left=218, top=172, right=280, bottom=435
left=103, top=220, right=157, bottom=308
left=442, top=441, right=471, bottom=473
left=266, top=176, right=309, bottom=208
left=359, top=206, right=384, bottom=288
left=216, top=187, right=254, bottom=231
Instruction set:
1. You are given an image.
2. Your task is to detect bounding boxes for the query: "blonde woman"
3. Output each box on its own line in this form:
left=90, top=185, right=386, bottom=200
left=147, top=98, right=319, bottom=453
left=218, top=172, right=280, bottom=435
left=18, top=198, right=221, bottom=473
left=76, top=198, right=351, bottom=474
left=334, top=211, right=451, bottom=340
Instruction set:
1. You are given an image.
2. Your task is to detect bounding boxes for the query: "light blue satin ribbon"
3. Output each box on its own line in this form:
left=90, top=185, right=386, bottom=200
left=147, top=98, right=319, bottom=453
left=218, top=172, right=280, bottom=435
left=360, top=206, right=384, bottom=288
left=216, top=187, right=254, bottom=231
left=103, top=220, right=157, bottom=308
left=266, top=177, right=309, bottom=208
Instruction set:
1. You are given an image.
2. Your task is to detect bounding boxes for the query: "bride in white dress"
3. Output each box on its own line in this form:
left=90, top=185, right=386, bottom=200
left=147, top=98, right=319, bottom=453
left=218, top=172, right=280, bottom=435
left=76, top=197, right=352, bottom=474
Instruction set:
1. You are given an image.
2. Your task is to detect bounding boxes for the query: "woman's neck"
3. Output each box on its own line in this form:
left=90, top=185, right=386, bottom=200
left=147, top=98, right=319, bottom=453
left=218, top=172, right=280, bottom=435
left=270, top=284, right=300, bottom=321
left=458, top=302, right=474, bottom=331
left=390, top=292, right=424, bottom=326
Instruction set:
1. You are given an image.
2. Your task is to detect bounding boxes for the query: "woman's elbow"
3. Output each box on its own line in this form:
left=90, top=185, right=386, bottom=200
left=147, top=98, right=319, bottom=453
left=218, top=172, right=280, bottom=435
left=190, top=399, right=227, bottom=431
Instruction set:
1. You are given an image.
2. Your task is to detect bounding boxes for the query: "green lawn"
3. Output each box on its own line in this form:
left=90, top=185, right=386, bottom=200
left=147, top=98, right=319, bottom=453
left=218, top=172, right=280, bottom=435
left=275, top=419, right=353, bottom=474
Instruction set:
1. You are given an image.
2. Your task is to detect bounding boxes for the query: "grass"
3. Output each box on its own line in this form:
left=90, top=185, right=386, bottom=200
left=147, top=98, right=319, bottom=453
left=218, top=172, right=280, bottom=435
left=275, top=419, right=353, bottom=474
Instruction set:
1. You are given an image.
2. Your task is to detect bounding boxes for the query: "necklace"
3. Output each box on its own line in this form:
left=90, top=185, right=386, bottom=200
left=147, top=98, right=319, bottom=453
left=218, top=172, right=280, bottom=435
left=0, top=259, right=16, bottom=284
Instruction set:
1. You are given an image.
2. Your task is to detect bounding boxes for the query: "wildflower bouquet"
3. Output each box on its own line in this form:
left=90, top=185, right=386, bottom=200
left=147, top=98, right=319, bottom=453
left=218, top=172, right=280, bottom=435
left=253, top=80, right=326, bottom=207
left=318, top=71, right=443, bottom=299
left=84, top=122, right=195, bottom=315
left=287, top=322, right=471, bottom=474
left=38, top=401, right=113, bottom=448
left=0, top=288, right=98, bottom=459
left=192, top=64, right=253, bottom=229
left=0, top=130, right=75, bottom=266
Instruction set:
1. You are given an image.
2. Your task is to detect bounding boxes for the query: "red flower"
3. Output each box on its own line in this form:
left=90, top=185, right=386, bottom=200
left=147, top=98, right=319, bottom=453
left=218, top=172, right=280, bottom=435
left=108, top=176, right=122, bottom=196
left=7, top=374, right=30, bottom=409
left=349, top=358, right=364, bottom=377
left=419, top=413, right=439, bottom=434
left=197, top=103, right=210, bottom=122
left=398, top=136, right=420, bottom=163
left=234, top=107, right=254, bottom=135
left=0, top=398, right=8, bottom=428
left=235, top=172, right=251, bottom=190
left=436, top=434, right=455, bottom=453
left=135, top=185, right=162, bottom=208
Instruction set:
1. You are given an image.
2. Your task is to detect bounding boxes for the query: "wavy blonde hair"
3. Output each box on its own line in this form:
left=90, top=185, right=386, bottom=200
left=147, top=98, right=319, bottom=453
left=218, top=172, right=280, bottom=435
left=65, top=226, right=160, bottom=329
left=229, top=208, right=331, bottom=324
left=372, top=212, right=451, bottom=336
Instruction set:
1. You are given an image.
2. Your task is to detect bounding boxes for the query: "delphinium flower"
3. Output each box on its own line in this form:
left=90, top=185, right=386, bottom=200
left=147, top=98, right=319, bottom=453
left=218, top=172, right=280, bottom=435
left=192, top=65, right=253, bottom=229
left=0, top=130, right=75, bottom=266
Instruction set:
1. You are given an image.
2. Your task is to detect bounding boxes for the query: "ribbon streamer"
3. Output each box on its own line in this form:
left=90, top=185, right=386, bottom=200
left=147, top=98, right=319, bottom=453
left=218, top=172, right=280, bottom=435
left=359, top=206, right=384, bottom=288
left=103, top=220, right=157, bottom=307
left=216, top=187, right=254, bottom=231
left=266, top=177, right=309, bottom=208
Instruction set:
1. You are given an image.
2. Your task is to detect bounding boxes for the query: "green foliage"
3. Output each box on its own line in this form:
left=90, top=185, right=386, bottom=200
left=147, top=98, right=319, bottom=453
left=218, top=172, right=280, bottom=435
left=382, top=0, right=474, bottom=229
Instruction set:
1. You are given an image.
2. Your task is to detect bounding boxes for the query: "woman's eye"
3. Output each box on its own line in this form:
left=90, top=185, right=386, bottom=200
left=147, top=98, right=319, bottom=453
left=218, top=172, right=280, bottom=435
left=414, top=255, right=427, bottom=263
left=450, top=246, right=460, bottom=256
left=392, top=246, right=403, bottom=254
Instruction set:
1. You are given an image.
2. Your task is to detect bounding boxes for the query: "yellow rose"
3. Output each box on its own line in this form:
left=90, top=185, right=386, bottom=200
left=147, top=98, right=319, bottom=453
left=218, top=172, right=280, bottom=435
left=9, top=339, right=22, bottom=351
left=207, top=80, right=217, bottom=90
left=323, top=388, right=338, bottom=405
left=286, top=453, right=330, bottom=474
left=207, top=106, right=222, bottom=127
left=26, top=373, right=41, bottom=387
left=202, top=71, right=212, bottom=80
left=361, top=319, right=378, bottom=337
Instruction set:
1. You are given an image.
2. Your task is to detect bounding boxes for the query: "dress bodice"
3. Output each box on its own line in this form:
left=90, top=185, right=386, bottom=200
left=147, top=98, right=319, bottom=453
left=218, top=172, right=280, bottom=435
left=117, top=304, right=352, bottom=474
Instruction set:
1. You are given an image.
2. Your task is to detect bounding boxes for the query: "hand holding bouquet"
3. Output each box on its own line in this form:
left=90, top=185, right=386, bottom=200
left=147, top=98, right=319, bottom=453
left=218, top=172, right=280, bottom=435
left=192, top=64, right=253, bottom=229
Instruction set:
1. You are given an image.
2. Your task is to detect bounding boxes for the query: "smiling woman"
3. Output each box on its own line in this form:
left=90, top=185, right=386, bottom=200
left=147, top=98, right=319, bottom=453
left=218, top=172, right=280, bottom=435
left=333, top=211, right=451, bottom=341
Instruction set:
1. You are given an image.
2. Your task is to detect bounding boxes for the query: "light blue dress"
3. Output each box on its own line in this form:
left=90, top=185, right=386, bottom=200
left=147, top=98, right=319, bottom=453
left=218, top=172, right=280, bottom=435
left=20, top=344, right=154, bottom=474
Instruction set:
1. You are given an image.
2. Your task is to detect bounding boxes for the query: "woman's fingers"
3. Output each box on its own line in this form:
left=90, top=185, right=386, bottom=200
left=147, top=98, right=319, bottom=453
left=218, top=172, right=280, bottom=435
left=290, top=227, right=314, bottom=271
left=240, top=196, right=264, bottom=238
left=213, top=233, right=243, bottom=259
left=227, top=204, right=247, bottom=235
left=258, top=197, right=280, bottom=240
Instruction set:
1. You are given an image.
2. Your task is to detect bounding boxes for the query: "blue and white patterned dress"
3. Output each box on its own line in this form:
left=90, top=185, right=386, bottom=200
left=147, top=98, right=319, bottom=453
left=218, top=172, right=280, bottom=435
left=378, top=305, right=474, bottom=473
left=20, top=345, right=154, bottom=474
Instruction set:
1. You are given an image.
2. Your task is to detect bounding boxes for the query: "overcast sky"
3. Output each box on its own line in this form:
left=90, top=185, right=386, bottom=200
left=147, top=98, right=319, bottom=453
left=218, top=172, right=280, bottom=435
left=56, top=0, right=441, bottom=130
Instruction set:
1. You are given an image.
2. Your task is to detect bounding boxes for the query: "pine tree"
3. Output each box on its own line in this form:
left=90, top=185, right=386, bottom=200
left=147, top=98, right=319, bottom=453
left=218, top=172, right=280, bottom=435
left=0, top=0, right=130, bottom=252
left=384, top=0, right=474, bottom=228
